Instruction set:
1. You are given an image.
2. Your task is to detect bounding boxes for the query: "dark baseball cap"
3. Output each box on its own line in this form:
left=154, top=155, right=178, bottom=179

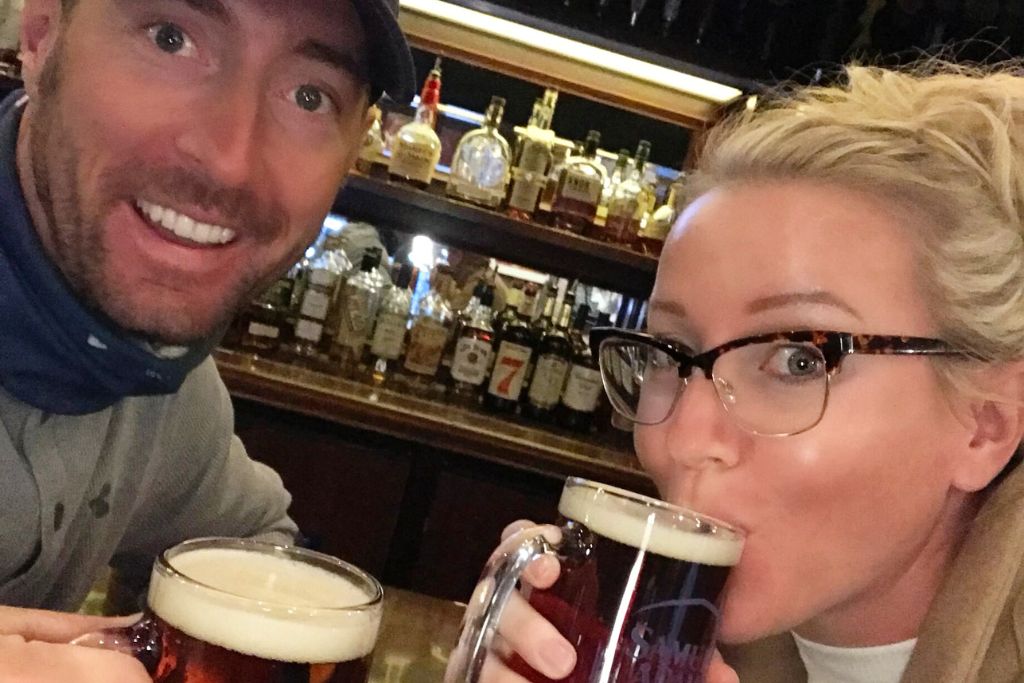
left=351, top=0, right=416, bottom=103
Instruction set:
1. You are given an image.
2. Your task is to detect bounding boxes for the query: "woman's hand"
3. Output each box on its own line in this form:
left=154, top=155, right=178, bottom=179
left=0, top=606, right=151, bottom=682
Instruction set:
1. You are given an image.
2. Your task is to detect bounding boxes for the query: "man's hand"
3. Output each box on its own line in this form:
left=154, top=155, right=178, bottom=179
left=0, top=606, right=151, bottom=682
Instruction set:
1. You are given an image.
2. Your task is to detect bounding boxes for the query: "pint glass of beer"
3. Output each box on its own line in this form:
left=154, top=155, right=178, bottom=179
left=73, top=537, right=383, bottom=683
left=446, top=478, right=744, bottom=683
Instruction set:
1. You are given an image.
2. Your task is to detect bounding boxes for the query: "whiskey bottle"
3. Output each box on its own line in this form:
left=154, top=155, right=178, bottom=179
left=551, top=130, right=607, bottom=234
left=506, top=97, right=557, bottom=221
left=538, top=143, right=574, bottom=214
left=638, top=170, right=689, bottom=256
left=356, top=105, right=385, bottom=174
left=603, top=140, right=653, bottom=245
left=389, top=59, right=442, bottom=189
left=558, top=305, right=604, bottom=432
left=493, top=286, right=522, bottom=341
left=285, top=263, right=339, bottom=371
left=332, top=247, right=386, bottom=377
left=402, top=265, right=455, bottom=395
left=447, top=96, right=512, bottom=208
left=448, top=286, right=496, bottom=408
left=524, top=299, right=574, bottom=421
left=484, top=287, right=537, bottom=414
left=367, top=262, right=417, bottom=385
left=236, top=275, right=295, bottom=359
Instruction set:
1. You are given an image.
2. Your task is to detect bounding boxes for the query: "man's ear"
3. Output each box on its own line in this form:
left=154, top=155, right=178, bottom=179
left=19, top=0, right=63, bottom=97
left=950, top=361, right=1024, bottom=493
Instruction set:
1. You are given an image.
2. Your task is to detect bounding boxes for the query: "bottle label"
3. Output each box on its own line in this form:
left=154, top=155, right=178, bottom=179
left=390, top=138, right=440, bottom=184
left=517, top=139, right=552, bottom=175
left=299, top=289, right=330, bottom=321
left=560, top=170, right=603, bottom=205
left=487, top=341, right=533, bottom=400
left=450, top=180, right=506, bottom=204
left=562, top=365, right=603, bottom=412
left=404, top=321, right=449, bottom=375
left=507, top=174, right=545, bottom=213
left=336, top=288, right=376, bottom=350
left=247, top=322, right=280, bottom=340
left=370, top=313, right=408, bottom=360
left=294, top=319, right=324, bottom=343
left=451, top=337, right=494, bottom=386
left=528, top=355, right=571, bottom=409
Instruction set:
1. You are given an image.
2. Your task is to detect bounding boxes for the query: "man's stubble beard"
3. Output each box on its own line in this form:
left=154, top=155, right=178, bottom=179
left=25, top=39, right=288, bottom=346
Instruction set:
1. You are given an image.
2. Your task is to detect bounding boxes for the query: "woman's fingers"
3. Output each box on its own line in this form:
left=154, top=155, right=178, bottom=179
left=495, top=590, right=575, bottom=680
left=706, top=649, right=740, bottom=683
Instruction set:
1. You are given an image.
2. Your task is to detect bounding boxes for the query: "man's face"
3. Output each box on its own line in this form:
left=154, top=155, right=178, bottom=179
left=18, top=0, right=372, bottom=344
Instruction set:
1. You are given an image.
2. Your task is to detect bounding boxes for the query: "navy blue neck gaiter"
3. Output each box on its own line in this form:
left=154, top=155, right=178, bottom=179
left=0, top=91, right=216, bottom=415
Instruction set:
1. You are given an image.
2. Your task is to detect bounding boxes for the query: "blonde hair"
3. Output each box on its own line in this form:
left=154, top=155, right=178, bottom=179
left=694, top=62, right=1024, bottom=392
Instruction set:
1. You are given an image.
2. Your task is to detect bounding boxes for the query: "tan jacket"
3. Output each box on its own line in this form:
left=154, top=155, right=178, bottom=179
left=723, top=465, right=1024, bottom=682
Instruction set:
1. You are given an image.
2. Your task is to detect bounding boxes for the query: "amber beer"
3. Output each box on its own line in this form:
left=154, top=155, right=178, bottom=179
left=143, top=541, right=382, bottom=683
left=509, top=482, right=743, bottom=683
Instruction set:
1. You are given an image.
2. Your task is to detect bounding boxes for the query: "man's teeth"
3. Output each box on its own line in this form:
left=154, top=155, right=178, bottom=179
left=135, top=200, right=236, bottom=246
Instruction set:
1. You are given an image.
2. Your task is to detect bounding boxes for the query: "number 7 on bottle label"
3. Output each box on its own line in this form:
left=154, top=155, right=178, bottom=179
left=488, top=342, right=532, bottom=399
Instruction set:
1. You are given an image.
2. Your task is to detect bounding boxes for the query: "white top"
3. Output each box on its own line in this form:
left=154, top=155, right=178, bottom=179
left=792, top=632, right=917, bottom=683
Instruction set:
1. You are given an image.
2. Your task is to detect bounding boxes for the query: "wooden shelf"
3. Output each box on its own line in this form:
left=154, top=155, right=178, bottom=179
left=215, top=349, right=651, bottom=492
left=333, top=172, right=658, bottom=297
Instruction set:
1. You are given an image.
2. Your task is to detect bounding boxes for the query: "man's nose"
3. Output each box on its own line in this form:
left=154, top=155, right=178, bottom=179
left=661, top=373, right=743, bottom=471
left=174, top=82, right=264, bottom=188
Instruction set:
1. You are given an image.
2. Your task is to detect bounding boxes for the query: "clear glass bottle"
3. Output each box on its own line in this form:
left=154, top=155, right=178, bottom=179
left=538, top=143, right=574, bottom=212
left=447, top=96, right=512, bottom=208
left=525, top=299, right=574, bottom=421
left=638, top=170, right=690, bottom=256
left=448, top=286, right=496, bottom=408
left=401, top=265, right=455, bottom=396
left=367, top=262, right=417, bottom=386
left=552, top=130, right=607, bottom=234
left=602, top=140, right=653, bottom=245
left=332, top=247, right=386, bottom=377
left=601, top=149, right=632, bottom=211
left=389, top=59, right=443, bottom=189
left=506, top=98, right=557, bottom=221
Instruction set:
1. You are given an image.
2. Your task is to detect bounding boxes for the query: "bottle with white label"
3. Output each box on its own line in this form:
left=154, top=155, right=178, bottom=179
left=285, top=265, right=339, bottom=371
left=332, top=247, right=386, bottom=377
left=558, top=304, right=604, bottom=432
left=367, top=263, right=417, bottom=386
left=236, top=274, right=295, bottom=359
left=551, top=130, right=607, bottom=235
left=484, top=289, right=537, bottom=414
left=448, top=286, right=496, bottom=408
left=401, top=265, right=455, bottom=396
left=525, top=300, right=574, bottom=421
left=506, top=95, right=557, bottom=221
left=389, top=59, right=443, bottom=189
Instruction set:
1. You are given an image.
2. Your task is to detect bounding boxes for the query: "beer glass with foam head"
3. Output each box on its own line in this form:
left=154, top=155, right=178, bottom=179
left=73, top=537, right=383, bottom=683
left=446, top=478, right=744, bottom=683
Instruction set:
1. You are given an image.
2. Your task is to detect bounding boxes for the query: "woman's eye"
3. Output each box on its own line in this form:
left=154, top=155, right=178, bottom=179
left=760, top=344, right=824, bottom=380
left=147, top=23, right=196, bottom=57
left=291, top=85, right=335, bottom=114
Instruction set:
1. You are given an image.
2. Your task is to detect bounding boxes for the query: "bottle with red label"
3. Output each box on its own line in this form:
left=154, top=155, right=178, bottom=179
left=483, top=288, right=538, bottom=414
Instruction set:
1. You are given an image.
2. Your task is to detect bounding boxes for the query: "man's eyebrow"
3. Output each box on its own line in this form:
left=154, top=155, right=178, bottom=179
left=745, top=290, right=863, bottom=320
left=296, top=39, right=370, bottom=85
left=179, top=0, right=231, bottom=23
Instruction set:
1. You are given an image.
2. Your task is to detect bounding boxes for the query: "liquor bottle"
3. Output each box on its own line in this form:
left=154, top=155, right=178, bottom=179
left=367, top=262, right=417, bottom=385
left=601, top=149, right=632, bottom=210
left=448, top=286, right=496, bottom=408
left=285, top=260, right=340, bottom=371
left=551, top=130, right=607, bottom=234
left=236, top=274, right=295, bottom=358
left=318, top=232, right=355, bottom=353
left=447, top=96, right=512, bottom=208
left=524, top=299, right=574, bottom=421
left=531, top=282, right=558, bottom=346
left=506, top=98, right=557, bottom=221
left=493, top=285, right=522, bottom=341
left=483, top=288, right=537, bottom=414
left=356, top=105, right=384, bottom=174
left=558, top=305, right=604, bottom=432
left=638, top=171, right=689, bottom=256
left=602, top=140, right=653, bottom=245
left=332, top=247, right=386, bottom=376
left=436, top=280, right=487, bottom=391
left=389, top=59, right=443, bottom=189
left=402, top=265, right=455, bottom=395
left=538, top=143, right=574, bottom=213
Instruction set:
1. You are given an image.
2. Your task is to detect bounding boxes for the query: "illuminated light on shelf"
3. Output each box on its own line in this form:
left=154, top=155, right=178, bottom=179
left=399, top=0, right=743, bottom=105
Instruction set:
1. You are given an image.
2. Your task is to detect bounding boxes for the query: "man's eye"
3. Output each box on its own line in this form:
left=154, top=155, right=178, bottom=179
left=147, top=23, right=196, bottom=57
left=291, top=85, right=334, bottom=114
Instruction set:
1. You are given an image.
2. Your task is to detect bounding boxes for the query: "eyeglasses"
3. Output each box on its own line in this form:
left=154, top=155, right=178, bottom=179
left=589, top=328, right=967, bottom=437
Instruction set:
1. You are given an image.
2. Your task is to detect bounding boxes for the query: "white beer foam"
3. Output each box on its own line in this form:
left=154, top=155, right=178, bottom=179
left=559, top=484, right=743, bottom=567
left=149, top=548, right=381, bottom=664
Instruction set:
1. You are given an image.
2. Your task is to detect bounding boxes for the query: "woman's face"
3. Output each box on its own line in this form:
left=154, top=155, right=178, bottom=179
left=637, top=181, right=976, bottom=646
